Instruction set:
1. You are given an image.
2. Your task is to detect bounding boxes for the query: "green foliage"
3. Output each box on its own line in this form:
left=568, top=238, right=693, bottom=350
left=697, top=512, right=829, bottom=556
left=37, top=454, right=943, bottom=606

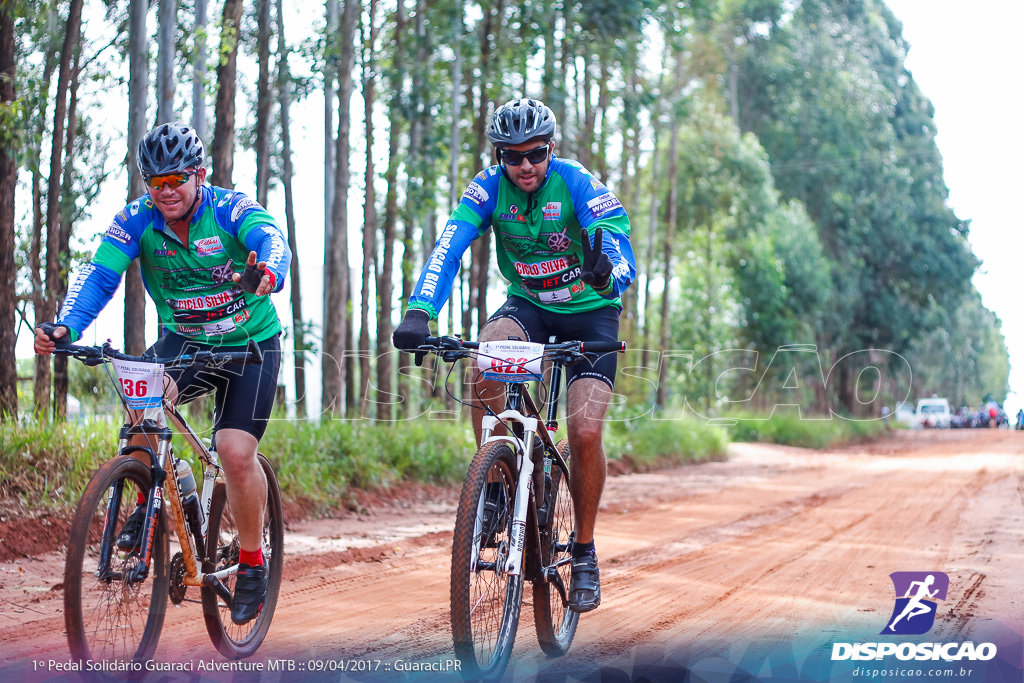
left=606, top=415, right=729, bottom=468
left=0, top=417, right=119, bottom=511
left=257, top=418, right=476, bottom=512
left=724, top=411, right=887, bottom=449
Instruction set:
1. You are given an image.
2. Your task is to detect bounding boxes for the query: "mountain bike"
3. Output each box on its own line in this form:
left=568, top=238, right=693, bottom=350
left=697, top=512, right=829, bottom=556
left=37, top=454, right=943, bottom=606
left=48, top=336, right=284, bottom=663
left=418, top=335, right=625, bottom=680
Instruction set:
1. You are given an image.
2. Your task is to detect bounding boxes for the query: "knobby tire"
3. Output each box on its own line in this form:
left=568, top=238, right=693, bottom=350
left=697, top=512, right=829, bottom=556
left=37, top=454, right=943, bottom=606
left=450, top=441, right=524, bottom=680
left=533, top=438, right=579, bottom=655
left=201, top=453, right=283, bottom=659
left=64, top=455, right=169, bottom=666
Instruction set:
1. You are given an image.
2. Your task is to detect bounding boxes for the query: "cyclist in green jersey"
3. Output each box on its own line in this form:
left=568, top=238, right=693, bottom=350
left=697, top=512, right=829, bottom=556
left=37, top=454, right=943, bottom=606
left=394, top=98, right=637, bottom=612
left=35, top=122, right=290, bottom=625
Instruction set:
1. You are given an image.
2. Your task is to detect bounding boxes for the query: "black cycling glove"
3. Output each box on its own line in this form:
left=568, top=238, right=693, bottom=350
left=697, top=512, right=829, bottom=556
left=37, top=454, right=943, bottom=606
left=392, top=308, right=431, bottom=351
left=236, top=260, right=267, bottom=294
left=580, top=227, right=613, bottom=291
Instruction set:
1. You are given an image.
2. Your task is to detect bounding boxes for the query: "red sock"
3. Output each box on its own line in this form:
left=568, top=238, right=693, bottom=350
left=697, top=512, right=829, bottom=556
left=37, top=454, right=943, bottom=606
left=239, top=547, right=264, bottom=567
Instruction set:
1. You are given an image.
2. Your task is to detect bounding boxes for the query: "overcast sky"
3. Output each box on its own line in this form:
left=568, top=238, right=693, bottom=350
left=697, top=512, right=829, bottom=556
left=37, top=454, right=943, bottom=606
left=884, top=0, right=1024, bottom=406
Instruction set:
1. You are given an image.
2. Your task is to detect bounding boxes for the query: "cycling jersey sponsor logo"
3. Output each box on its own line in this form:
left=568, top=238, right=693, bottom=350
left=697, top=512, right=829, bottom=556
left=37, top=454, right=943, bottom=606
left=105, top=223, right=132, bottom=245
left=418, top=222, right=460, bottom=299
left=170, top=296, right=248, bottom=325
left=153, top=240, right=177, bottom=257
left=522, top=265, right=582, bottom=291
left=587, top=192, right=622, bottom=218
left=230, top=197, right=260, bottom=222
left=543, top=202, right=561, bottom=220
left=514, top=257, right=572, bottom=277
left=194, top=236, right=225, bottom=256
left=57, top=263, right=96, bottom=323
left=547, top=227, right=571, bottom=252
left=168, top=290, right=237, bottom=311
left=499, top=205, right=525, bottom=222
left=155, top=259, right=237, bottom=292
left=462, top=181, right=489, bottom=206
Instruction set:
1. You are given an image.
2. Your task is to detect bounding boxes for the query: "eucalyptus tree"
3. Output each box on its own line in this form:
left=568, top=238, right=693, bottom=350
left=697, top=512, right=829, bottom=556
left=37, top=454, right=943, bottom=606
left=125, top=0, right=148, bottom=354
left=209, top=0, right=243, bottom=187
left=0, top=0, right=16, bottom=418
left=34, top=0, right=82, bottom=417
left=275, top=0, right=306, bottom=417
left=254, top=0, right=272, bottom=204
left=322, top=0, right=358, bottom=415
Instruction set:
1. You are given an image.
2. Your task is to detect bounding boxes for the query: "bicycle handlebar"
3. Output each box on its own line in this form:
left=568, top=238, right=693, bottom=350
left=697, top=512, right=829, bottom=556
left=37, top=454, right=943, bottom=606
left=47, top=338, right=263, bottom=368
left=421, top=335, right=626, bottom=359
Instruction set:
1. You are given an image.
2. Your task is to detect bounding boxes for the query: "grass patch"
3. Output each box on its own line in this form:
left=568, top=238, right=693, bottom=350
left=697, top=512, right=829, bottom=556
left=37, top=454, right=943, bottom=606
left=723, top=411, right=888, bottom=448
left=606, top=415, right=729, bottom=468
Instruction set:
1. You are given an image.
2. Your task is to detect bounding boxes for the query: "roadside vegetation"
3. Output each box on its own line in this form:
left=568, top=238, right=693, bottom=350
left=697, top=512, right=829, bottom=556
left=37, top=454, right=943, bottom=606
left=0, top=408, right=894, bottom=517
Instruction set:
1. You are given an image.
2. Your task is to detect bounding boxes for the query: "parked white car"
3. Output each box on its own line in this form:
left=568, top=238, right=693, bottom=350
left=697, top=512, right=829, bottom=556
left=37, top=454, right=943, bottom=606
left=916, top=397, right=951, bottom=429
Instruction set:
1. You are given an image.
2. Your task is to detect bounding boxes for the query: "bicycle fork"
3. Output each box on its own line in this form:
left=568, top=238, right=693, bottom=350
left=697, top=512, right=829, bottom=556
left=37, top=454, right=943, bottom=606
left=479, top=411, right=541, bottom=577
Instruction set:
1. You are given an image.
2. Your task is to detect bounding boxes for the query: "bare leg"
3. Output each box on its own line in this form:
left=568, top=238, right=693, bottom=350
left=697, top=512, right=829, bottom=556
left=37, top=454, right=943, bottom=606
left=214, top=428, right=267, bottom=554
left=565, top=378, right=611, bottom=545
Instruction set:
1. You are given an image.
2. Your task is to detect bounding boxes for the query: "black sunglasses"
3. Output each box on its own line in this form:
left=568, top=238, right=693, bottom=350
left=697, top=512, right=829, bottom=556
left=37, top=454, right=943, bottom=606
left=499, top=144, right=551, bottom=166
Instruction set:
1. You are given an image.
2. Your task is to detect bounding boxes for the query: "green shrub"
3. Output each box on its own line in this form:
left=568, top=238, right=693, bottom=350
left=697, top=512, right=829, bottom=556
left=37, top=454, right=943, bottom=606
left=723, top=411, right=887, bottom=448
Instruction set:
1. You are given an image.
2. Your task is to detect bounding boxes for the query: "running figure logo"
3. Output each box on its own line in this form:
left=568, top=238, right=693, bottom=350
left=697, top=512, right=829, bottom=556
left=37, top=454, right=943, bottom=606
left=881, top=571, right=949, bottom=635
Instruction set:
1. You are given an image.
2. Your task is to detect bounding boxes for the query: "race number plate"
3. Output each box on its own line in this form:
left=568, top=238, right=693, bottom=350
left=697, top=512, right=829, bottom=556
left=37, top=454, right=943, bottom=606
left=111, top=358, right=165, bottom=410
left=479, top=340, right=544, bottom=382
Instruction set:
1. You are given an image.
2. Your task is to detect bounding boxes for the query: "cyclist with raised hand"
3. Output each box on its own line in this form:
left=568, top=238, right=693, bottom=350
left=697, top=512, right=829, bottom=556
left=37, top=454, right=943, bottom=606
left=393, top=97, right=636, bottom=613
left=34, top=121, right=291, bottom=626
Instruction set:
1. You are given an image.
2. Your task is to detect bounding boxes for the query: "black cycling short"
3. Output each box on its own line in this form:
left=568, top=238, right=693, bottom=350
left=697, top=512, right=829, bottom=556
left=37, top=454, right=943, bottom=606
left=148, top=332, right=281, bottom=441
left=486, top=296, right=621, bottom=389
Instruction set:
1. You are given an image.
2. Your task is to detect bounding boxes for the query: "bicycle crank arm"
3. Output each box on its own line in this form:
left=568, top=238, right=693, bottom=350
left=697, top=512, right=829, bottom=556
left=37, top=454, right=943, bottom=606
left=201, top=573, right=235, bottom=606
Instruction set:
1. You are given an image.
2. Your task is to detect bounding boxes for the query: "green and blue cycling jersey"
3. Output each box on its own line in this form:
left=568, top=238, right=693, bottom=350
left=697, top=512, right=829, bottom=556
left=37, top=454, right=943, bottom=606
left=57, top=185, right=291, bottom=346
left=409, top=156, right=636, bottom=318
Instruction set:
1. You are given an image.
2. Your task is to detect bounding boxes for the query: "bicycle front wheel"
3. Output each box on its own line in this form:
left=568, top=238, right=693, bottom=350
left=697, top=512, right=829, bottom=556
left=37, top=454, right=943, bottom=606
left=450, top=441, right=524, bottom=680
left=533, top=438, right=579, bottom=656
left=64, top=454, right=169, bottom=665
left=201, top=453, right=283, bottom=659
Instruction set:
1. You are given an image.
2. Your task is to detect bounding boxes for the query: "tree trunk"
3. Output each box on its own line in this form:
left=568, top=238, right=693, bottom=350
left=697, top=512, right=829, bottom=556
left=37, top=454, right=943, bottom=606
left=35, top=0, right=83, bottom=418
left=209, top=0, right=243, bottom=188
left=191, top=0, right=208, bottom=140
left=377, top=0, right=405, bottom=422
left=359, top=0, right=379, bottom=418
left=322, top=0, right=358, bottom=415
left=125, top=0, right=149, bottom=354
left=0, top=0, right=17, bottom=420
left=53, top=39, right=83, bottom=421
left=275, top=0, right=305, bottom=418
left=254, top=0, right=272, bottom=205
left=156, top=0, right=176, bottom=124
left=656, top=50, right=683, bottom=411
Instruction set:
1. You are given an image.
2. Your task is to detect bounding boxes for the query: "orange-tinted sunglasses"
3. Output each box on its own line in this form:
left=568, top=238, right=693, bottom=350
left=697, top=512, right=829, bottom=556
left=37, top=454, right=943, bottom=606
left=145, top=171, right=193, bottom=190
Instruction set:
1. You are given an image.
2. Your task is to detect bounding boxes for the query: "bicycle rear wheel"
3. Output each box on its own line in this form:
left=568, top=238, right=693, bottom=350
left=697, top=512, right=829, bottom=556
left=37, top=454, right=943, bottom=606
left=201, top=453, right=283, bottom=659
left=450, top=441, right=524, bottom=680
left=64, top=455, right=169, bottom=665
left=533, top=438, right=579, bottom=655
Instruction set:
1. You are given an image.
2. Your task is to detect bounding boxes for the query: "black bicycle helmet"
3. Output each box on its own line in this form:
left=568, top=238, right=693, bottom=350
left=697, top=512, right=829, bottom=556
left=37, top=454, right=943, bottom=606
left=137, top=122, right=205, bottom=176
left=486, top=98, right=556, bottom=146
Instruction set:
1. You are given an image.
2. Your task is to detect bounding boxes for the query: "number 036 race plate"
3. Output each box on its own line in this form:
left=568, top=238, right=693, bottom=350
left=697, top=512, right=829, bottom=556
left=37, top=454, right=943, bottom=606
left=479, top=340, right=544, bottom=382
left=111, top=358, right=165, bottom=410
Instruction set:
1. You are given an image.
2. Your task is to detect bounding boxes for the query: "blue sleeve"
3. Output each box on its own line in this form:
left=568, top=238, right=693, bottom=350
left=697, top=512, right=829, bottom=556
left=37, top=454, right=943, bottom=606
left=242, top=224, right=292, bottom=293
left=55, top=261, right=124, bottom=340
left=407, top=169, right=500, bottom=318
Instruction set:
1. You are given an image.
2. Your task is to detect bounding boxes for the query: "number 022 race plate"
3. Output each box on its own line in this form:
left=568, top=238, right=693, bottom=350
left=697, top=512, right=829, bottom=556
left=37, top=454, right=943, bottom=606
left=478, top=340, right=544, bottom=382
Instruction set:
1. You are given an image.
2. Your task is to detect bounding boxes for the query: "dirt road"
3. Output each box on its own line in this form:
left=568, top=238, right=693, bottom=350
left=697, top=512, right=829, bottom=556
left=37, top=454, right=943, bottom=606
left=1, top=429, right=1022, bottom=682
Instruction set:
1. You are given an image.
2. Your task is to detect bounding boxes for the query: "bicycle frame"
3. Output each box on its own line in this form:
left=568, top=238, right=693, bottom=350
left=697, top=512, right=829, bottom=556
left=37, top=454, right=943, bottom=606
left=477, top=360, right=572, bottom=578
